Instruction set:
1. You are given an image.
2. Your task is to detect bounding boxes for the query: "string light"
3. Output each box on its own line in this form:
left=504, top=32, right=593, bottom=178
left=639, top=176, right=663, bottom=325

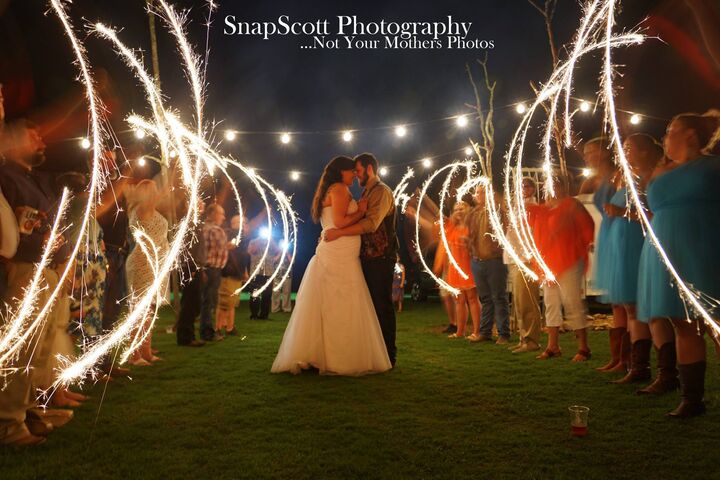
left=579, top=100, right=591, bottom=112
left=515, top=103, right=527, bottom=114
left=630, top=113, right=641, bottom=125
left=394, top=125, right=407, bottom=138
left=80, top=137, right=91, bottom=149
left=224, top=130, right=237, bottom=141
left=290, top=170, right=300, bottom=181
left=342, top=130, right=353, bottom=142
left=379, top=166, right=388, bottom=176
left=455, top=115, right=468, bottom=127
left=280, top=132, right=291, bottom=144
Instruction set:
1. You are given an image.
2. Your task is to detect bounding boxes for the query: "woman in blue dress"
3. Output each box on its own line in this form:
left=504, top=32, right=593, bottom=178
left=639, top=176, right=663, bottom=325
left=580, top=137, right=626, bottom=372
left=601, top=134, right=671, bottom=387
left=637, top=112, right=720, bottom=418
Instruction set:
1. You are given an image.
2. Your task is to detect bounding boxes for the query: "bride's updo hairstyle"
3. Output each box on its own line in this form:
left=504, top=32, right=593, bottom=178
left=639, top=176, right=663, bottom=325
left=311, top=155, right=355, bottom=223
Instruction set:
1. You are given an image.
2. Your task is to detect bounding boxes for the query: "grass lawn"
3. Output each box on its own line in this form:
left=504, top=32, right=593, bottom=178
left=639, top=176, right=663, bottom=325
left=2, top=300, right=718, bottom=479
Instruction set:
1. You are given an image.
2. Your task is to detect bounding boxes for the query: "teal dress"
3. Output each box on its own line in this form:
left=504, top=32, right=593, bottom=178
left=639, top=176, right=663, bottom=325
left=637, top=156, right=720, bottom=321
left=592, top=179, right=616, bottom=302
left=605, top=187, right=644, bottom=305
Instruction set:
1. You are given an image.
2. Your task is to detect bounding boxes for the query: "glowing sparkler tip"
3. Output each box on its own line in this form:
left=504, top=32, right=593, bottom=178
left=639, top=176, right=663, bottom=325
left=581, top=167, right=592, bottom=177
left=259, top=227, right=270, bottom=239
left=630, top=114, right=642, bottom=125
left=379, top=166, right=388, bottom=176
left=80, top=137, right=91, bottom=149
left=394, top=125, right=407, bottom=138
left=464, top=146, right=473, bottom=156
left=280, top=132, right=291, bottom=144
left=290, top=171, right=300, bottom=181
left=224, top=130, right=237, bottom=141
left=579, top=100, right=591, bottom=112
left=515, top=103, right=527, bottom=114
left=134, top=129, right=146, bottom=139
left=137, top=156, right=147, bottom=167
left=422, top=158, right=432, bottom=168
left=455, top=115, right=468, bottom=128
left=342, top=130, right=353, bottom=142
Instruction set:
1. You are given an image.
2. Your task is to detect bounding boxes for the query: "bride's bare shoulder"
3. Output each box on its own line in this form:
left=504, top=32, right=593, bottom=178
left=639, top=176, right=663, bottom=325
left=323, top=183, right=350, bottom=206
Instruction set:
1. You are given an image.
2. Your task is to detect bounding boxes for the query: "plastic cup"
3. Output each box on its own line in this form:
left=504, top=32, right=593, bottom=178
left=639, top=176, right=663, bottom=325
left=569, top=405, right=590, bottom=437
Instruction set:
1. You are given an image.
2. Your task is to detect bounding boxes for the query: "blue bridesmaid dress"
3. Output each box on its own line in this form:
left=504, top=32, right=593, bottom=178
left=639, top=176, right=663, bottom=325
left=605, top=187, right=645, bottom=305
left=637, top=156, right=720, bottom=321
left=592, top=179, right=617, bottom=302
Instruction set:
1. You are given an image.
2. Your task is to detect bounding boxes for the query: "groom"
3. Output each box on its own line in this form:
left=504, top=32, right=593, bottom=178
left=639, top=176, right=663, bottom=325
left=325, top=153, right=398, bottom=366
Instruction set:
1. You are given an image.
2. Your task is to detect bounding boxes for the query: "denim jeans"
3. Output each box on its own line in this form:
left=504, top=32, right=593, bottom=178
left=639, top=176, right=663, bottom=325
left=200, top=267, right=222, bottom=339
left=471, top=257, right=510, bottom=339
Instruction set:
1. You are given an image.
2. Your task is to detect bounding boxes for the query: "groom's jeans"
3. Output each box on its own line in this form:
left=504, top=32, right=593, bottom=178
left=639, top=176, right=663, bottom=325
left=361, top=257, right=397, bottom=365
left=470, top=257, right=510, bottom=339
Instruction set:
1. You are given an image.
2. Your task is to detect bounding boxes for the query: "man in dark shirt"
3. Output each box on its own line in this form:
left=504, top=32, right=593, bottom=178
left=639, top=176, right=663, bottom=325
left=0, top=120, right=72, bottom=446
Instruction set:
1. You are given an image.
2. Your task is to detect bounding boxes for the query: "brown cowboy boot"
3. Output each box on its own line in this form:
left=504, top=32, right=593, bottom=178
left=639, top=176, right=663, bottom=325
left=596, top=327, right=625, bottom=372
left=611, top=339, right=651, bottom=384
left=637, top=342, right=679, bottom=395
left=668, top=361, right=706, bottom=418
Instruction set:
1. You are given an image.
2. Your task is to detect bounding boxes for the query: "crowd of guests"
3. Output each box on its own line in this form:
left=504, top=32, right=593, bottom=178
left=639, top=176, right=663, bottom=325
left=0, top=85, right=293, bottom=446
left=425, top=110, right=720, bottom=420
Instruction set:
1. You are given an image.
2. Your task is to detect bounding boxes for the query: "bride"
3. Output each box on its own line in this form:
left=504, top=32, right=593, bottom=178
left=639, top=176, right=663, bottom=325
left=271, top=156, right=392, bottom=375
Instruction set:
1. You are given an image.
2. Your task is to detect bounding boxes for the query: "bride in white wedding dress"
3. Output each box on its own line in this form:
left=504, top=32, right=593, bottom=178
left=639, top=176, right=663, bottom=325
left=271, top=156, right=392, bottom=375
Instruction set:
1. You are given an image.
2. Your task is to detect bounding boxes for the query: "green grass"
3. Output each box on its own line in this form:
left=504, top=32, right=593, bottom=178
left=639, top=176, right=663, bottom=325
left=2, top=301, right=719, bottom=479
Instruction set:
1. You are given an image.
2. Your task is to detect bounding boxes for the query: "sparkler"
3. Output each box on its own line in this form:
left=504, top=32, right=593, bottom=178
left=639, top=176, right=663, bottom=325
left=0, top=1, right=300, bottom=391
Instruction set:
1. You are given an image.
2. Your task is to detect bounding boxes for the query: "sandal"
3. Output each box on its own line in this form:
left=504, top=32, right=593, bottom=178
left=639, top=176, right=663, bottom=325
left=536, top=348, right=562, bottom=360
left=448, top=333, right=464, bottom=339
left=467, top=334, right=482, bottom=343
left=571, top=349, right=592, bottom=363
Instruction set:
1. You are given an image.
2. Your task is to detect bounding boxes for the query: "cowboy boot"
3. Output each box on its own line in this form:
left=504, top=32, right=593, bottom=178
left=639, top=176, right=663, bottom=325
left=596, top=327, right=625, bottom=372
left=611, top=339, right=652, bottom=384
left=637, top=342, right=679, bottom=395
left=606, top=330, right=632, bottom=373
left=668, top=361, right=706, bottom=418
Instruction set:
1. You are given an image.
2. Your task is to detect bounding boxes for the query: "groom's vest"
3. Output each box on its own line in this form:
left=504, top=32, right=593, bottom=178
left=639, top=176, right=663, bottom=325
left=360, top=181, right=398, bottom=261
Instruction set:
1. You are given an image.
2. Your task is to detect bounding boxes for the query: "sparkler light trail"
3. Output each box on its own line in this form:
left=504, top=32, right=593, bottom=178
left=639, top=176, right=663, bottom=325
left=0, top=1, right=298, bottom=392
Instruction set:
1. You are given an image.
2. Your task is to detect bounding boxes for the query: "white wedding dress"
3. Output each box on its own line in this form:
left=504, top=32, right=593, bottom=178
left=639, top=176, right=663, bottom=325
left=271, top=200, right=392, bottom=376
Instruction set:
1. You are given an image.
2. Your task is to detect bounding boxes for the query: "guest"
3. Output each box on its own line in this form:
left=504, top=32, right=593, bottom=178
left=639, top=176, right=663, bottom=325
left=434, top=201, right=482, bottom=341
left=176, top=201, right=206, bottom=347
left=217, top=214, right=248, bottom=334
left=125, top=179, right=169, bottom=365
left=61, top=172, right=107, bottom=350
left=247, top=234, right=279, bottom=320
left=200, top=203, right=230, bottom=341
left=0, top=120, right=73, bottom=445
left=637, top=111, right=720, bottom=417
left=271, top=247, right=293, bottom=314
left=392, top=254, right=406, bottom=313
left=580, top=137, right=629, bottom=373
left=602, top=135, right=669, bottom=385
left=531, top=174, right=594, bottom=362
left=467, top=184, right=510, bottom=344
left=404, top=204, right=456, bottom=332
left=95, top=149, right=133, bottom=376
left=504, top=178, right=542, bottom=353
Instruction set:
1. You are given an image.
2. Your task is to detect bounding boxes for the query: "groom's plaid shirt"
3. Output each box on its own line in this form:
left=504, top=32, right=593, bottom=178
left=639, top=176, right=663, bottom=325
left=203, top=222, right=228, bottom=269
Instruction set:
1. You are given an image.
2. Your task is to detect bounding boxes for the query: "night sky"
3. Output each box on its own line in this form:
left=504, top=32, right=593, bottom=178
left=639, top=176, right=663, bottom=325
left=1, top=0, right=717, bottom=282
